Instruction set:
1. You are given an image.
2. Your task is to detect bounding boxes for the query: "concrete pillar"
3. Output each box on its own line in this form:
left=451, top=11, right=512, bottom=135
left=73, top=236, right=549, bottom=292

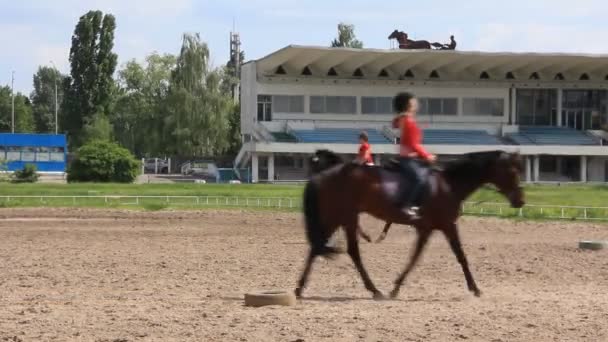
left=533, top=155, right=540, bottom=182
left=510, top=87, right=517, bottom=125
left=556, top=88, right=563, bottom=127
left=302, top=155, right=309, bottom=170
left=525, top=156, right=532, bottom=183
left=268, top=153, right=275, bottom=182
left=581, top=155, right=587, bottom=182
left=251, top=153, right=259, bottom=183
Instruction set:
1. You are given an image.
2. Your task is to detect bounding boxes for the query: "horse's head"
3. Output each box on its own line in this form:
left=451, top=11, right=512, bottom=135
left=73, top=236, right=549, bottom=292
left=388, top=30, right=400, bottom=40
left=485, top=151, right=525, bottom=208
left=308, top=149, right=343, bottom=175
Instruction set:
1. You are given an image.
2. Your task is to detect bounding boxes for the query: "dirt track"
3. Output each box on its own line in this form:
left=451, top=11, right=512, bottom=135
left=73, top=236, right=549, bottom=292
left=0, top=208, right=607, bottom=341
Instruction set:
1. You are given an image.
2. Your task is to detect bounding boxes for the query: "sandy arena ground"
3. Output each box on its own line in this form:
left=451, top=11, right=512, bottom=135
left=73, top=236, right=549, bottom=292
left=0, top=208, right=607, bottom=341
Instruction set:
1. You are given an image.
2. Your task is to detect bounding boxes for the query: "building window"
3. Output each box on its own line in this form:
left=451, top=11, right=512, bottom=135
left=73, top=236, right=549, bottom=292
left=418, top=97, right=458, bottom=115
left=516, top=89, right=557, bottom=126
left=257, top=95, right=272, bottom=121
left=463, top=98, right=504, bottom=116
left=310, top=96, right=357, bottom=114
left=362, top=97, right=392, bottom=114
left=272, top=95, right=304, bottom=113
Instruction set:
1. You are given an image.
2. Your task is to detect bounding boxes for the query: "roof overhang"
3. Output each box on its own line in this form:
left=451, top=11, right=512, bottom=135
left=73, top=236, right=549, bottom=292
left=250, top=45, right=608, bottom=82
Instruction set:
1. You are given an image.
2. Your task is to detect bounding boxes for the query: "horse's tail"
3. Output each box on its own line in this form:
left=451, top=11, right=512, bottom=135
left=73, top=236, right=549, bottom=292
left=303, top=181, right=341, bottom=257
left=431, top=42, right=443, bottom=48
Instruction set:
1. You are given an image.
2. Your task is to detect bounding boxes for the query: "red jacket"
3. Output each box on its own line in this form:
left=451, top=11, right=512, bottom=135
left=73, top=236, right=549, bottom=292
left=358, top=142, right=374, bottom=164
left=393, top=115, right=431, bottom=160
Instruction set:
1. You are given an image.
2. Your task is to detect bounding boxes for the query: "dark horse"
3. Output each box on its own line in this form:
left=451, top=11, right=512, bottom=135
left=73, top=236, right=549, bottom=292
left=388, top=30, right=432, bottom=49
left=296, top=149, right=525, bottom=300
left=389, top=30, right=456, bottom=50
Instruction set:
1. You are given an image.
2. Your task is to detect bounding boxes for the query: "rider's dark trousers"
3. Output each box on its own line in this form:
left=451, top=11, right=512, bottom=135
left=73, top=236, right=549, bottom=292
left=398, top=156, right=425, bottom=207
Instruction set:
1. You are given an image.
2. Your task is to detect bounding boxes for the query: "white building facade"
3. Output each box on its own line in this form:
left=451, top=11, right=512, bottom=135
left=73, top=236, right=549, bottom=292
left=237, top=45, right=608, bottom=183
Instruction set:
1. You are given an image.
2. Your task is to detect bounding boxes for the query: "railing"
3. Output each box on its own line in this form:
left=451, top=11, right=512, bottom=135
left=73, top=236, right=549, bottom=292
left=462, top=202, right=608, bottom=221
left=381, top=125, right=397, bottom=144
left=0, top=195, right=301, bottom=209
left=0, top=195, right=607, bottom=221
left=255, top=122, right=275, bottom=142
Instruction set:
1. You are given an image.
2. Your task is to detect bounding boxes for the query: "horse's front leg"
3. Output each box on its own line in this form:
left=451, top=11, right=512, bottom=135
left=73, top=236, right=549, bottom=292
left=442, top=223, right=481, bottom=297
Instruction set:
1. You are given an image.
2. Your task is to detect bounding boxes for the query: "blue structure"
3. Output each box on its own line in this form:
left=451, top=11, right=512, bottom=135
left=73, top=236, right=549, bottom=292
left=292, top=128, right=391, bottom=144
left=0, top=133, right=67, bottom=172
left=506, top=126, right=600, bottom=146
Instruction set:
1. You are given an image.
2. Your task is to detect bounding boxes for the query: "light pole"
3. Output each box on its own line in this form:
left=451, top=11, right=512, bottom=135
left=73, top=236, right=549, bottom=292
left=11, top=71, right=15, bottom=133
left=50, top=61, right=58, bottom=134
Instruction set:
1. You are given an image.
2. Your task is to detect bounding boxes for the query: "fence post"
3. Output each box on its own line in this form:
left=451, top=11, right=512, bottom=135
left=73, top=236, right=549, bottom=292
left=561, top=207, right=564, bottom=218
left=584, top=208, right=587, bottom=219
left=73, top=196, right=76, bottom=205
left=519, top=208, right=523, bottom=217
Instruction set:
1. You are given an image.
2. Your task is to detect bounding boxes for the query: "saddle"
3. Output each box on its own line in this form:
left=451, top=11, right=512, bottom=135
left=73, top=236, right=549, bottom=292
left=379, top=158, right=439, bottom=208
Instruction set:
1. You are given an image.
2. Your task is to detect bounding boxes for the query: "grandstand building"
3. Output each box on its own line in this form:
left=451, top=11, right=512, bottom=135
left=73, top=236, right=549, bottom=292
left=236, top=45, right=608, bottom=183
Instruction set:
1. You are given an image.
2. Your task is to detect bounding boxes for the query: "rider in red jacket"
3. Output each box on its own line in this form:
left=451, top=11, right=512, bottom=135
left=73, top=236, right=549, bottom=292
left=356, top=131, right=374, bottom=165
left=392, top=92, right=436, bottom=218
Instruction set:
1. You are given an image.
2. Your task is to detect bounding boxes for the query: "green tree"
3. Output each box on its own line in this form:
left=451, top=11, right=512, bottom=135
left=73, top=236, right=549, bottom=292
left=220, top=50, right=245, bottom=155
left=165, top=33, right=233, bottom=157
left=113, top=53, right=176, bottom=156
left=62, top=10, right=118, bottom=146
left=67, top=140, right=140, bottom=183
left=31, top=66, right=66, bottom=133
left=0, top=86, right=35, bottom=133
left=331, top=22, right=364, bottom=48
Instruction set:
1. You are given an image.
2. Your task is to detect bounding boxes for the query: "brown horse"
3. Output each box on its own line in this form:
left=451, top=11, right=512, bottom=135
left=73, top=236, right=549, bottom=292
left=388, top=30, right=432, bottom=49
left=297, top=149, right=525, bottom=300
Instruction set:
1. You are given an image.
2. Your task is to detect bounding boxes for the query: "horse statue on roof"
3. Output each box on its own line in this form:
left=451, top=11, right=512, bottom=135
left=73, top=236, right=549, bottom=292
left=388, top=30, right=456, bottom=50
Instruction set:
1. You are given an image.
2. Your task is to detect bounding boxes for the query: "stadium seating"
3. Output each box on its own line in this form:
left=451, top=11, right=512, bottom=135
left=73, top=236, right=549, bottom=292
left=271, top=132, right=297, bottom=142
left=421, top=129, right=503, bottom=145
left=507, top=126, right=599, bottom=145
left=291, top=128, right=392, bottom=144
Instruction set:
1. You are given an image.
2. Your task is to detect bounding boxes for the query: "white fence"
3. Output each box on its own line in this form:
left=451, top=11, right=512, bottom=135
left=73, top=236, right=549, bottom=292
left=0, top=195, right=607, bottom=221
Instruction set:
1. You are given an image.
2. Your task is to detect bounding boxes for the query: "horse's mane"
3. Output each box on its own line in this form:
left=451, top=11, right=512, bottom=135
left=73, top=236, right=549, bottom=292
left=443, top=150, right=506, bottom=182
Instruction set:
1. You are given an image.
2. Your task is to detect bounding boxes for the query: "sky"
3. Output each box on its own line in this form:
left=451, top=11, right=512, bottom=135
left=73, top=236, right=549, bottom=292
left=1, top=0, right=608, bottom=94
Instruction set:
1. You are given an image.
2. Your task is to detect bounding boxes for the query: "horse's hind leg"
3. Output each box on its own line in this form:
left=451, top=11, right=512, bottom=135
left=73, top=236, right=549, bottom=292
left=345, top=220, right=384, bottom=300
left=357, top=225, right=372, bottom=243
left=375, top=222, right=393, bottom=243
left=295, top=250, right=316, bottom=298
left=442, top=223, right=481, bottom=297
left=390, top=227, right=432, bottom=299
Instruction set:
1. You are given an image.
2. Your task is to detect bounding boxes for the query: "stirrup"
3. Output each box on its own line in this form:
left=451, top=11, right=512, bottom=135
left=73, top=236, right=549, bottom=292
left=403, top=206, right=420, bottom=219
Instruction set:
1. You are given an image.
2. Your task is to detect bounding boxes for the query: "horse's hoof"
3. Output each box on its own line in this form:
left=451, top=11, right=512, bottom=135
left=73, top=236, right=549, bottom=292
left=294, top=288, right=303, bottom=298
left=473, top=289, right=482, bottom=297
left=389, top=289, right=400, bottom=299
left=372, top=291, right=385, bottom=300
left=375, top=234, right=386, bottom=243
